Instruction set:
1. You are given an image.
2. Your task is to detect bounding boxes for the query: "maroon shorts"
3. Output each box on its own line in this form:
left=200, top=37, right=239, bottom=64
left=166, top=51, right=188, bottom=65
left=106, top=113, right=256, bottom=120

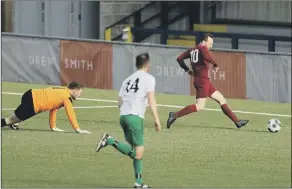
left=194, top=77, right=216, bottom=99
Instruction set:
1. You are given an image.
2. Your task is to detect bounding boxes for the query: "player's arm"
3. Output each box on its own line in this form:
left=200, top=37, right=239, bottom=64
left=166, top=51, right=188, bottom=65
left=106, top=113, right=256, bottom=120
left=200, top=46, right=219, bottom=67
left=118, top=97, right=123, bottom=108
left=146, top=77, right=161, bottom=131
left=147, top=92, right=159, bottom=122
left=49, top=109, right=65, bottom=132
left=49, top=109, right=58, bottom=129
left=176, top=49, right=191, bottom=72
left=118, top=82, right=124, bottom=108
left=63, top=98, right=91, bottom=134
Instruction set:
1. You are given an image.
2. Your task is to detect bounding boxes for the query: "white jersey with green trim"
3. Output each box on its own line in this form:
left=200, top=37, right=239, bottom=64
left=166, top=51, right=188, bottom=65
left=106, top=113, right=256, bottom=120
left=119, top=70, right=156, bottom=119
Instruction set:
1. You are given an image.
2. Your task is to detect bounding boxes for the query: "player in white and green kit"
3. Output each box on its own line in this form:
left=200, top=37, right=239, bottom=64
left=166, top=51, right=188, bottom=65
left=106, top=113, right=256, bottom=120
left=96, top=53, right=161, bottom=188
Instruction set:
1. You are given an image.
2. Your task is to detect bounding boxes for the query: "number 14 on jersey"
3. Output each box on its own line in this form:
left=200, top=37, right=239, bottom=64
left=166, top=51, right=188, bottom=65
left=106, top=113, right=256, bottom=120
left=126, top=78, right=140, bottom=93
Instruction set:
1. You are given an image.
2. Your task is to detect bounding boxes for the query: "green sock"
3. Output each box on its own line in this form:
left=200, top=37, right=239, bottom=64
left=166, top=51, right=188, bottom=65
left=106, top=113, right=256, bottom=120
left=107, top=137, right=115, bottom=145
left=134, top=159, right=143, bottom=184
left=107, top=137, right=136, bottom=158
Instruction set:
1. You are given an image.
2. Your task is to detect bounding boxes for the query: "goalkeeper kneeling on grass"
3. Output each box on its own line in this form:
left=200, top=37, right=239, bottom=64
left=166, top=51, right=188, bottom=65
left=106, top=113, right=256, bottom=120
left=1, top=81, right=91, bottom=134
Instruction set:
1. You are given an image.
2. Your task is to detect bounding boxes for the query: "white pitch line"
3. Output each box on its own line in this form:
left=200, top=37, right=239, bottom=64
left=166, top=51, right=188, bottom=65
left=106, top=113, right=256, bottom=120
left=1, top=92, right=291, bottom=118
left=1, top=108, right=15, bottom=111
left=156, top=105, right=291, bottom=118
left=73, top=105, right=117, bottom=109
left=1, top=105, right=117, bottom=111
left=78, top=97, right=117, bottom=103
left=2, top=92, right=22, bottom=96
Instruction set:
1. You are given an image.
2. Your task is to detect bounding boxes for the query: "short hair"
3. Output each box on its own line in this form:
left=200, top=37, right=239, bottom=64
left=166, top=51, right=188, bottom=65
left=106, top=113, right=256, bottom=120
left=67, top=81, right=83, bottom=90
left=202, top=33, right=214, bottom=42
left=136, top=53, right=150, bottom=69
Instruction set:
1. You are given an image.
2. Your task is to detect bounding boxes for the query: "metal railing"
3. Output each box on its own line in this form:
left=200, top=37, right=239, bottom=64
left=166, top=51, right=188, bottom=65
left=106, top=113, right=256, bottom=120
left=2, top=32, right=291, bottom=56
left=104, top=1, right=189, bottom=41
left=130, top=27, right=292, bottom=52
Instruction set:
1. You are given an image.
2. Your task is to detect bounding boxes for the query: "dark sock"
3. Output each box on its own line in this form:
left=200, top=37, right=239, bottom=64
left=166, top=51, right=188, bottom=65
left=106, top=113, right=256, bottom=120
left=221, top=104, right=239, bottom=123
left=134, top=160, right=143, bottom=184
left=107, top=137, right=136, bottom=159
left=1, top=119, right=7, bottom=127
left=174, top=104, right=197, bottom=119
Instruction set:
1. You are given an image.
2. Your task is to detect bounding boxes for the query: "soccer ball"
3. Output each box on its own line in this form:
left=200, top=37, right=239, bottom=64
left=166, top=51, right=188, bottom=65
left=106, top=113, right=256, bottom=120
left=267, top=119, right=281, bottom=133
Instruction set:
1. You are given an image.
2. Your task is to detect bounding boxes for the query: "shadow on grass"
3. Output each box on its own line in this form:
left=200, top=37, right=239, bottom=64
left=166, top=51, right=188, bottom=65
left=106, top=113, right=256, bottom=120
left=165, top=123, right=268, bottom=133
left=2, top=128, right=75, bottom=134
left=2, top=117, right=268, bottom=134
left=32, top=116, right=118, bottom=125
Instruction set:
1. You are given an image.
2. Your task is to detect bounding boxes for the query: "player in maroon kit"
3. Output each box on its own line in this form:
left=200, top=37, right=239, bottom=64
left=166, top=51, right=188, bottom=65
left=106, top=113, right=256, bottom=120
left=167, top=33, right=249, bottom=129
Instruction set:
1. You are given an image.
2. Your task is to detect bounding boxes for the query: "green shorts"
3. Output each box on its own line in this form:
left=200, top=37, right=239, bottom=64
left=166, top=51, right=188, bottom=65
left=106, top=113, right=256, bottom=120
left=120, top=115, right=144, bottom=147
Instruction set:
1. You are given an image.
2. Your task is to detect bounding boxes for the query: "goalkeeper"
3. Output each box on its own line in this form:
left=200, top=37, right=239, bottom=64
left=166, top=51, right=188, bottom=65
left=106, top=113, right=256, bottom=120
left=1, top=81, right=91, bottom=134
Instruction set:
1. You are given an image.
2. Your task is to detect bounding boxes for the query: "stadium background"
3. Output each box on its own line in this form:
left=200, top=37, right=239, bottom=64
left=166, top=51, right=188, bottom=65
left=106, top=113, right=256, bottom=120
left=1, top=0, right=291, bottom=188
left=1, top=1, right=291, bottom=103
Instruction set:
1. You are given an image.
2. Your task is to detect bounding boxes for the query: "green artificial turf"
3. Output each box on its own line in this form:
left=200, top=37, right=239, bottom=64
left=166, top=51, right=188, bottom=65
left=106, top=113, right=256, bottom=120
left=1, top=82, right=291, bottom=188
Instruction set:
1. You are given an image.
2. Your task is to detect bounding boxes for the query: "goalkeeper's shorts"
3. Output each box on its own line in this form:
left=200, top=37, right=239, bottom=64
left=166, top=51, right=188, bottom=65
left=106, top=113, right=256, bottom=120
left=14, top=89, right=36, bottom=121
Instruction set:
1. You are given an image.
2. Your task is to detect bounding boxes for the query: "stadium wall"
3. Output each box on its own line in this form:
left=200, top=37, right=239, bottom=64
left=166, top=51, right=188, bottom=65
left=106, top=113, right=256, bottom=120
left=112, top=44, right=191, bottom=95
left=246, top=54, right=291, bottom=103
left=12, top=0, right=100, bottom=39
left=1, top=34, right=291, bottom=103
left=60, top=40, right=113, bottom=89
left=215, top=1, right=291, bottom=24
left=2, top=35, right=61, bottom=85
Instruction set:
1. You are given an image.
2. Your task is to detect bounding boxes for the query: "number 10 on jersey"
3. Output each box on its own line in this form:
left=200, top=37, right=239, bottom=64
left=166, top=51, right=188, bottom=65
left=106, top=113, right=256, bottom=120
left=190, top=49, right=199, bottom=64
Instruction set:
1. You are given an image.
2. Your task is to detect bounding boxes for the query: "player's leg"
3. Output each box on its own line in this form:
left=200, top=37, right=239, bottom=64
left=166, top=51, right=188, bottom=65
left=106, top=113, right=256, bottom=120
left=175, top=97, right=206, bottom=117
left=2, top=89, right=36, bottom=130
left=101, top=137, right=145, bottom=187
left=97, top=116, right=134, bottom=153
left=128, top=118, right=145, bottom=188
left=96, top=115, right=149, bottom=188
left=210, top=90, right=249, bottom=128
left=1, top=112, right=21, bottom=127
left=166, top=98, right=206, bottom=129
left=167, top=78, right=208, bottom=129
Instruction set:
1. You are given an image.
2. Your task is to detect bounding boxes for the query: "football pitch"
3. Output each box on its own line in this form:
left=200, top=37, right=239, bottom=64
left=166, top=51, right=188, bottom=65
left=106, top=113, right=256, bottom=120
left=1, top=82, right=291, bottom=188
